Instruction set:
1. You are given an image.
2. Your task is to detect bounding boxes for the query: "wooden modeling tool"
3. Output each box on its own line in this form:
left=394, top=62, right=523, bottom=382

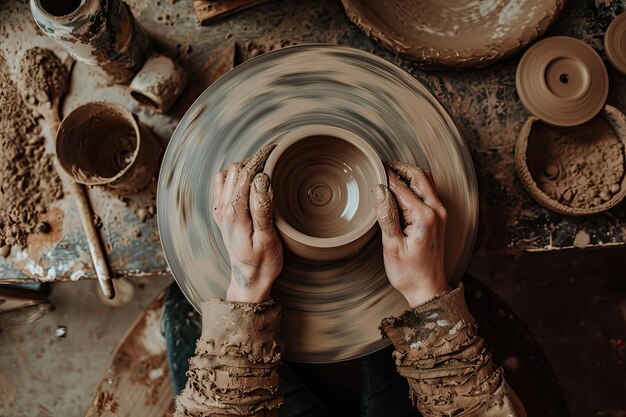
left=193, top=0, right=271, bottom=25
left=20, top=50, right=115, bottom=299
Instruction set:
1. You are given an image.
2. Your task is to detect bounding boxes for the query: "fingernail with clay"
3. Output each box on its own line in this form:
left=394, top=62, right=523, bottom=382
left=254, top=173, right=270, bottom=194
left=372, top=184, right=387, bottom=202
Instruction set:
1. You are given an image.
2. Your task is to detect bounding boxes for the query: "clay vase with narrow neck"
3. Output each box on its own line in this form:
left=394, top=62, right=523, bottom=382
left=30, top=0, right=152, bottom=84
left=263, top=126, right=386, bottom=262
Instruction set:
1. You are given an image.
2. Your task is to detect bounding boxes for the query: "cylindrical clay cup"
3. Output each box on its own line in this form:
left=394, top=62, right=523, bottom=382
left=56, top=101, right=162, bottom=196
left=30, top=0, right=152, bottom=83
left=263, top=126, right=387, bottom=261
left=129, top=53, right=188, bottom=114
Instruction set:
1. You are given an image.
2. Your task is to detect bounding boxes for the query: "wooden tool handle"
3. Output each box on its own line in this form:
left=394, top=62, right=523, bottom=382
left=50, top=114, right=115, bottom=299
left=70, top=182, right=116, bottom=299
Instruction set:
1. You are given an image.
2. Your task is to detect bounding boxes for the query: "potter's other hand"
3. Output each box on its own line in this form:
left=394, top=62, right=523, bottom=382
left=212, top=144, right=283, bottom=303
left=372, top=161, right=449, bottom=307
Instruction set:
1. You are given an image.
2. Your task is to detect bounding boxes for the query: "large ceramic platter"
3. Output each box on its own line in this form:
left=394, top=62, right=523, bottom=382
left=341, top=0, right=566, bottom=69
left=157, top=44, right=478, bottom=363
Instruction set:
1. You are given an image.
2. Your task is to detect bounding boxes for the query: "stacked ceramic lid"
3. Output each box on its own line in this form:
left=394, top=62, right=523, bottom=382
left=515, top=10, right=626, bottom=128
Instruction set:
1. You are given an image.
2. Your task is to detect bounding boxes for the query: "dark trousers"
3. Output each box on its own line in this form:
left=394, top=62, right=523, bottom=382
left=161, top=284, right=421, bottom=417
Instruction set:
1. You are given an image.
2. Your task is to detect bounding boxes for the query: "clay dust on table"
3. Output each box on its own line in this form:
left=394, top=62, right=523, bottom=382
left=19, top=47, right=69, bottom=112
left=0, top=52, right=63, bottom=250
left=527, top=117, right=625, bottom=209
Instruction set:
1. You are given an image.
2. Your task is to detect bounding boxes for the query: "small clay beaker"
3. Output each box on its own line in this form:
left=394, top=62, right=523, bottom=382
left=264, top=126, right=386, bottom=261
left=30, top=0, right=152, bottom=84
left=56, top=101, right=162, bottom=196
left=130, top=53, right=188, bottom=114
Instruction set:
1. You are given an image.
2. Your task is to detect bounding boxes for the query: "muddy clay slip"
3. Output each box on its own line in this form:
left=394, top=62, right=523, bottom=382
left=157, top=44, right=478, bottom=363
left=516, top=105, right=626, bottom=215
left=30, top=0, right=152, bottom=83
left=263, top=127, right=387, bottom=261
left=341, top=0, right=565, bottom=69
left=516, top=36, right=609, bottom=127
left=56, top=101, right=162, bottom=197
left=605, top=12, right=626, bottom=75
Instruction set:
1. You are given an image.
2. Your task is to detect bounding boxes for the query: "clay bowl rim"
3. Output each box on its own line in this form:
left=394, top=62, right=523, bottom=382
left=515, top=104, right=626, bottom=216
left=56, top=100, right=141, bottom=186
left=604, top=12, right=626, bottom=76
left=340, top=0, right=566, bottom=69
left=33, top=0, right=89, bottom=20
left=263, top=127, right=387, bottom=249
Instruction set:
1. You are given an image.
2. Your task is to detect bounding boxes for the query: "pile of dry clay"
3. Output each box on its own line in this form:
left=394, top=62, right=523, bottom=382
left=527, top=116, right=625, bottom=209
left=0, top=52, right=63, bottom=253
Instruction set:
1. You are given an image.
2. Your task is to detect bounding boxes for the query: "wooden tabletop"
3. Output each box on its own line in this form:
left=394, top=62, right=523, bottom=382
left=1, top=0, right=625, bottom=283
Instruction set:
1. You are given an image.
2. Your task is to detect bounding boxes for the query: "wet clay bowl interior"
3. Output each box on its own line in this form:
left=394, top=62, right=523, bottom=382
left=56, top=100, right=161, bottom=196
left=157, top=45, right=478, bottom=363
left=263, top=127, right=386, bottom=262
left=516, top=36, right=609, bottom=127
left=515, top=105, right=626, bottom=216
left=341, top=0, right=565, bottom=69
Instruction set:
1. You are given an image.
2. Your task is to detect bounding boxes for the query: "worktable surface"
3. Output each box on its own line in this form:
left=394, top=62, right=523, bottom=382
left=1, top=0, right=625, bottom=283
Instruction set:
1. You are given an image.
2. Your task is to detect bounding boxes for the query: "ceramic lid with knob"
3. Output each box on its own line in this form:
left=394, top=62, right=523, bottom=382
left=516, top=36, right=609, bottom=127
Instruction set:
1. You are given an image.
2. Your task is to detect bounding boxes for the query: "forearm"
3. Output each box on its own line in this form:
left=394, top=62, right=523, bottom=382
left=380, top=284, right=526, bottom=417
left=174, top=298, right=283, bottom=417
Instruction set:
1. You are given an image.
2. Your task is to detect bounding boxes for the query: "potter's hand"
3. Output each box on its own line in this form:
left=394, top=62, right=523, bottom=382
left=372, top=161, right=449, bottom=307
left=213, top=144, right=283, bottom=303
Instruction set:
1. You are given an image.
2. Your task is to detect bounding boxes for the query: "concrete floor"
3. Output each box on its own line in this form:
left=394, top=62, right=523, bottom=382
left=0, top=276, right=172, bottom=417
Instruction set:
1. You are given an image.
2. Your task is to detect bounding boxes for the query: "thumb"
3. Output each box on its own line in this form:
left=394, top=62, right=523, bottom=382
left=250, top=173, right=274, bottom=233
left=372, top=184, right=403, bottom=242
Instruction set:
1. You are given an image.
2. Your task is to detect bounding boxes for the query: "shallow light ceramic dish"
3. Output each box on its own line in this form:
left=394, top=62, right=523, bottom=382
left=157, top=44, right=478, bottom=363
left=515, top=105, right=626, bottom=215
left=263, top=126, right=387, bottom=261
left=605, top=12, right=626, bottom=75
left=516, top=36, right=609, bottom=127
left=341, top=0, right=565, bottom=69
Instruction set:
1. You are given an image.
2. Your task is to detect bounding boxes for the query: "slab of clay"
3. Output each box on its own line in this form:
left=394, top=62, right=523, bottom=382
left=157, top=45, right=478, bottom=363
left=341, top=0, right=565, bottom=69
left=605, top=12, right=626, bottom=75
left=515, top=105, right=626, bottom=215
left=516, top=36, right=609, bottom=127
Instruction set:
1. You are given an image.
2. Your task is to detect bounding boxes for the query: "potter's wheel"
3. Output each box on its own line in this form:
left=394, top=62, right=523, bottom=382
left=341, top=0, right=565, bottom=69
left=516, top=37, right=609, bottom=127
left=157, top=45, right=478, bottom=363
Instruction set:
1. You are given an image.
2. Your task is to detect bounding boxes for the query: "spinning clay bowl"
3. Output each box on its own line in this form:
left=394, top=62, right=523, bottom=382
left=157, top=44, right=478, bottom=363
left=264, top=127, right=387, bottom=261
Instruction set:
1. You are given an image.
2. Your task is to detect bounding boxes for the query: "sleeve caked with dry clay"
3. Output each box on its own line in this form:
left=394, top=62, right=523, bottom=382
left=174, top=298, right=283, bottom=417
left=380, top=284, right=526, bottom=417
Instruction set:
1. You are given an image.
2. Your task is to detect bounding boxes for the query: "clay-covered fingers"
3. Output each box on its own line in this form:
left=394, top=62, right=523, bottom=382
left=385, top=166, right=430, bottom=225
left=230, top=144, right=276, bottom=220
left=385, top=161, right=445, bottom=215
left=250, top=173, right=274, bottom=233
left=372, top=184, right=403, bottom=240
left=212, top=170, right=227, bottom=222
